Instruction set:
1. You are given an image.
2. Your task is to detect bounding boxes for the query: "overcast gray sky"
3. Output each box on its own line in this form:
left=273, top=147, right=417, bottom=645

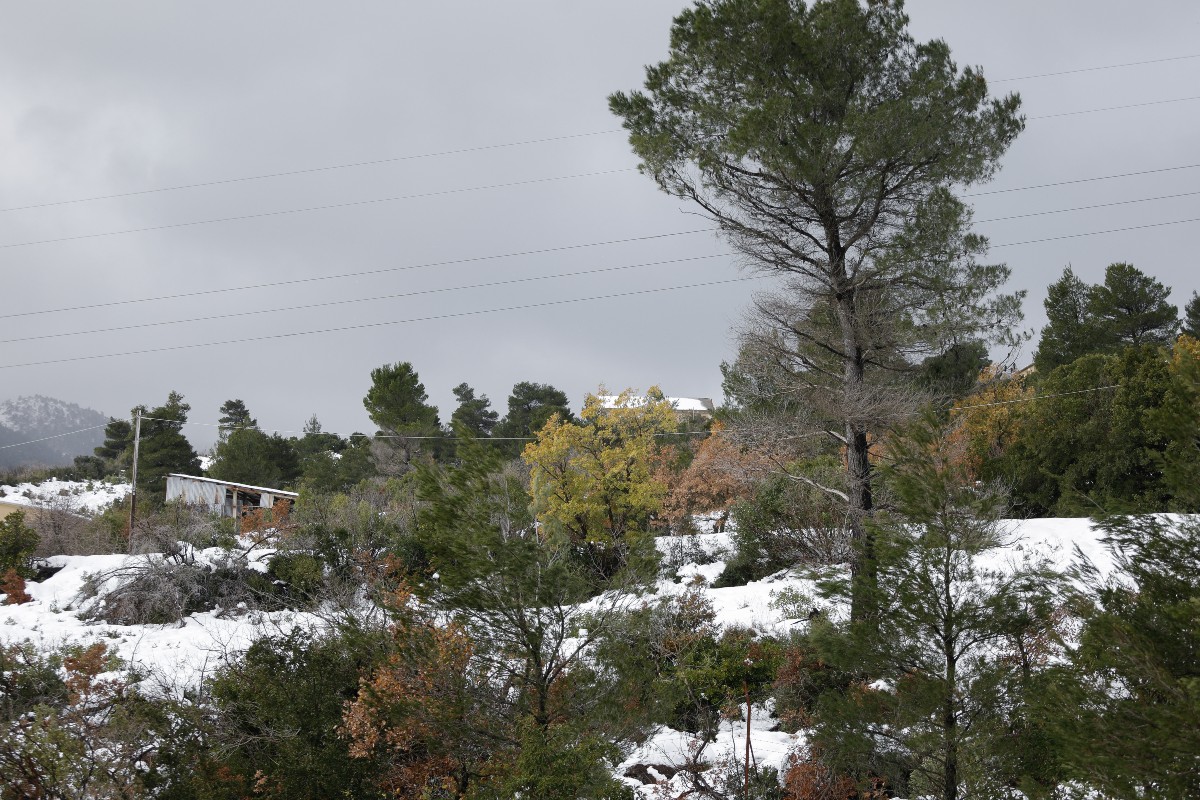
left=1, top=1, right=1198, bottom=449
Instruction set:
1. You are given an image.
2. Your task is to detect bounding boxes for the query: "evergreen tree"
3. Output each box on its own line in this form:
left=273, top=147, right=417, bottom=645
left=398, top=432, right=635, bottom=796
left=1147, top=335, right=1200, bottom=511
left=217, top=399, right=257, bottom=437
left=448, top=382, right=498, bottom=439
left=296, top=415, right=343, bottom=459
left=135, top=391, right=201, bottom=505
left=332, top=434, right=378, bottom=491
left=209, top=428, right=301, bottom=490
left=362, top=362, right=441, bottom=473
left=919, top=340, right=990, bottom=398
left=1088, top=262, right=1177, bottom=347
left=1056, top=515, right=1200, bottom=798
left=1001, top=345, right=1174, bottom=515
left=1035, top=266, right=1104, bottom=374
left=610, top=0, right=1025, bottom=618
left=0, top=511, right=40, bottom=578
left=200, top=628, right=392, bottom=800
left=493, top=381, right=575, bottom=458
left=94, top=418, right=133, bottom=469
left=813, top=417, right=1062, bottom=799
left=1036, top=264, right=1177, bottom=374
left=1184, top=290, right=1200, bottom=338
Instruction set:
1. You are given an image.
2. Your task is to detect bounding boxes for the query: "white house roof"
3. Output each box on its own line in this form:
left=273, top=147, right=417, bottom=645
left=596, top=395, right=714, bottom=412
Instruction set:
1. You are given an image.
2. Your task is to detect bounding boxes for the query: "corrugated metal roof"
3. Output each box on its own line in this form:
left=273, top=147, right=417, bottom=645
left=166, top=474, right=299, bottom=498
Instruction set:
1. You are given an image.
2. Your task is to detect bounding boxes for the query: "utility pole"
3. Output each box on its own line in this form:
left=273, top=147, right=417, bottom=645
left=744, top=677, right=752, bottom=800
left=128, top=410, right=142, bottom=550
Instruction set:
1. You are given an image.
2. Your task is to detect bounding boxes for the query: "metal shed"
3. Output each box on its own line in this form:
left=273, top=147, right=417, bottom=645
left=165, top=474, right=298, bottom=519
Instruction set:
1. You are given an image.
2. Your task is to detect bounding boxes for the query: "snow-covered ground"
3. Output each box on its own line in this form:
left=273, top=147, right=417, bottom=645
left=0, top=477, right=131, bottom=514
left=0, top=493, right=1122, bottom=797
left=1, top=546, right=325, bottom=696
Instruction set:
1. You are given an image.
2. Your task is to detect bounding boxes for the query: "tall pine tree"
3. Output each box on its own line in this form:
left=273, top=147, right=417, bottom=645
left=136, top=391, right=201, bottom=505
left=1035, top=267, right=1103, bottom=373
left=363, top=362, right=441, bottom=473
left=1088, top=262, right=1177, bottom=347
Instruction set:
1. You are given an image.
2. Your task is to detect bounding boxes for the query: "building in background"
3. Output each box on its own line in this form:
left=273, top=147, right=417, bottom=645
left=165, top=474, right=297, bottom=519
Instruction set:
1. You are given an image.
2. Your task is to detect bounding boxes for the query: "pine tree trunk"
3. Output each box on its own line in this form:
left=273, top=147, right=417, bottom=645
left=838, top=284, right=876, bottom=622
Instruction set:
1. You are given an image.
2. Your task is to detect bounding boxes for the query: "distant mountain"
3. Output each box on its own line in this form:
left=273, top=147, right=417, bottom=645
left=0, top=395, right=109, bottom=470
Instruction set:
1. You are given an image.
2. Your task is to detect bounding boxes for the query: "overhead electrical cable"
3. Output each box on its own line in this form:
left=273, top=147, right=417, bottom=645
left=991, top=216, right=1200, bottom=248
left=132, top=382, right=1129, bottom=443
left=991, top=53, right=1200, bottom=83
left=3, top=162, right=1197, bottom=323
left=0, top=167, right=635, bottom=250
left=3, top=94, right=1199, bottom=252
left=0, top=130, right=622, bottom=214
left=4, top=157, right=1198, bottom=322
left=4, top=211, right=1198, bottom=368
left=964, top=162, right=1200, bottom=197
left=0, top=252, right=734, bottom=345
left=1026, top=94, right=1200, bottom=120
left=0, top=424, right=111, bottom=451
left=949, top=384, right=1120, bottom=412
left=0, top=228, right=712, bottom=320
left=973, top=189, right=1200, bottom=224
left=138, top=414, right=711, bottom=441
left=10, top=188, right=1200, bottom=344
left=0, top=53, right=1190, bottom=214
left=0, top=275, right=764, bottom=370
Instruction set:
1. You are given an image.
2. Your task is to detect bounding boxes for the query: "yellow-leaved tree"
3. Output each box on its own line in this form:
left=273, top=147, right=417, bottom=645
left=523, top=387, right=676, bottom=582
left=945, top=366, right=1034, bottom=481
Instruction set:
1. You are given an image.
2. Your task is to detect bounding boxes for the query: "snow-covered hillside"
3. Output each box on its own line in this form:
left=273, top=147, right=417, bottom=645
left=0, top=477, right=130, bottom=514
left=0, top=395, right=109, bottom=469
left=0, top=508, right=1118, bottom=797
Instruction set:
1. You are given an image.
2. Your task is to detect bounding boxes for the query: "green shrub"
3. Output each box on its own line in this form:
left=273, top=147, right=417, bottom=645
left=0, top=511, right=39, bottom=578
left=715, top=462, right=850, bottom=587
left=0, top=642, right=67, bottom=722
left=268, top=551, right=326, bottom=600
left=197, top=627, right=392, bottom=800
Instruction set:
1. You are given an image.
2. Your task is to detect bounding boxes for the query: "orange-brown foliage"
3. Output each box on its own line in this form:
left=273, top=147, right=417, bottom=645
left=1, top=568, right=31, bottom=604
left=341, top=587, right=476, bottom=799
left=783, top=747, right=889, bottom=800
left=660, top=423, right=771, bottom=530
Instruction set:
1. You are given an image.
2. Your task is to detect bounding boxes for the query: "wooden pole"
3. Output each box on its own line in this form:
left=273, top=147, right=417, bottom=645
left=128, top=411, right=142, bottom=551
left=744, top=678, right=752, bottom=800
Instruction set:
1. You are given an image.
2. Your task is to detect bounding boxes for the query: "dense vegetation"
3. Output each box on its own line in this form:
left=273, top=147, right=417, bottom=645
left=3, top=1, right=1199, bottom=798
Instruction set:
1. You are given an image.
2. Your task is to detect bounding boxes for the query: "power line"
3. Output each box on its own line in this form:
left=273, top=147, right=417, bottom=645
left=0, top=424, right=110, bottom=451
left=4, top=95, right=1199, bottom=253
left=0, top=167, right=635, bottom=251
left=0, top=52, right=1191, bottom=216
left=992, top=215, right=1200, bottom=248
left=12, top=187, right=1200, bottom=345
left=965, top=162, right=1200, bottom=197
left=0, top=130, right=621, bottom=214
left=1027, top=94, right=1200, bottom=120
left=141, top=414, right=714, bottom=442
left=992, top=53, right=1200, bottom=83
left=0, top=275, right=764, bottom=370
left=0, top=228, right=711, bottom=320
left=974, top=189, right=1200, bottom=224
left=950, top=384, right=1120, bottom=412
left=0, top=252, right=734, bottom=345
left=6, top=157, right=1199, bottom=323
left=144, top=381, right=1131, bottom=441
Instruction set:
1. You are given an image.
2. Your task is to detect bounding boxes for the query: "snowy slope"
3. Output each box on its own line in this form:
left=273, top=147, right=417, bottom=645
left=0, top=477, right=130, bottom=514
left=0, top=395, right=110, bottom=469
left=0, top=505, right=1121, bottom=796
